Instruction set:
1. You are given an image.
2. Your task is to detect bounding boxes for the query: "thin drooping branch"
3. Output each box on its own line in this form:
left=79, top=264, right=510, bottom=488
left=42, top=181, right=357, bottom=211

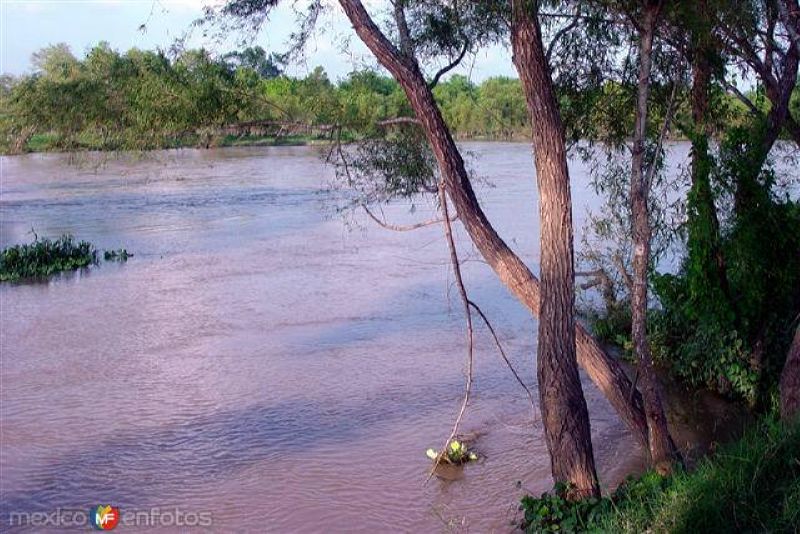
left=427, top=182, right=474, bottom=481
left=362, top=203, right=457, bottom=232
left=468, top=299, right=538, bottom=420
left=329, top=123, right=447, bottom=229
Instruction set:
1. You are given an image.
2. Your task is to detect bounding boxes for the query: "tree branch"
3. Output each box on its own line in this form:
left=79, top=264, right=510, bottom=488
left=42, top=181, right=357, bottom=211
left=377, top=116, right=422, bottom=127
left=362, top=203, right=457, bottom=232
left=468, top=299, right=537, bottom=420
left=428, top=39, right=470, bottom=89
left=392, top=0, right=414, bottom=58
left=722, top=79, right=764, bottom=117
left=645, top=72, right=681, bottom=191
left=545, top=7, right=582, bottom=64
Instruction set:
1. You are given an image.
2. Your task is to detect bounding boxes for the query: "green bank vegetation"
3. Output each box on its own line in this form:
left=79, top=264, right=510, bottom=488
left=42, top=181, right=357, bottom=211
left=521, top=417, right=799, bottom=533
left=1, top=42, right=795, bottom=154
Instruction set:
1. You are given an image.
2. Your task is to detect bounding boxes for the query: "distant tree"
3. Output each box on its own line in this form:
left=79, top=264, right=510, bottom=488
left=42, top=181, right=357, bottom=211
left=223, top=45, right=284, bottom=78
left=30, top=43, right=80, bottom=80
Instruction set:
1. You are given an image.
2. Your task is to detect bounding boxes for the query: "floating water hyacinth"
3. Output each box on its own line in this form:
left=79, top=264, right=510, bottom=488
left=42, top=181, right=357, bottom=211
left=425, top=439, right=479, bottom=465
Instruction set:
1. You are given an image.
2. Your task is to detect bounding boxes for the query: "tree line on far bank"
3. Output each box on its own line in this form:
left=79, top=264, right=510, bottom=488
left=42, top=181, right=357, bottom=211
left=1, top=41, right=796, bottom=154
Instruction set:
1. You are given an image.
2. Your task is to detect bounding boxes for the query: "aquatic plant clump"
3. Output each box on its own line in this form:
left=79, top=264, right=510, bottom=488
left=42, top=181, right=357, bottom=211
left=1, top=235, right=97, bottom=281
left=1, top=235, right=133, bottom=281
left=104, top=249, right=132, bottom=262
left=425, top=440, right=479, bottom=466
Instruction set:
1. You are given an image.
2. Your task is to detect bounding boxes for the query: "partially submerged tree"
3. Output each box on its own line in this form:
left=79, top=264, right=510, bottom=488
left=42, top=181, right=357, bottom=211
left=209, top=0, right=651, bottom=490
left=511, top=0, right=600, bottom=497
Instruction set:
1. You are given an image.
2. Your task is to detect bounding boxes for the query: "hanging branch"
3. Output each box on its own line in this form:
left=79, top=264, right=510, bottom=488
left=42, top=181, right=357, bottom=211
left=467, top=299, right=537, bottom=420
left=328, top=122, right=454, bottom=231
left=426, top=181, right=474, bottom=482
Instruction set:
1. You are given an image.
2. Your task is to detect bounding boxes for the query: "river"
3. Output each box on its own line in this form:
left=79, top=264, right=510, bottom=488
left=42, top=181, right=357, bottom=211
left=1, top=143, right=690, bottom=532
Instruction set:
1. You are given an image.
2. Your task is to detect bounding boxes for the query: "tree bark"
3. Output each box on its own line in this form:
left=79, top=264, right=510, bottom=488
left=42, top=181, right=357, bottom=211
left=780, top=325, right=800, bottom=421
left=336, top=0, right=649, bottom=449
left=511, top=3, right=599, bottom=498
left=630, top=1, right=677, bottom=474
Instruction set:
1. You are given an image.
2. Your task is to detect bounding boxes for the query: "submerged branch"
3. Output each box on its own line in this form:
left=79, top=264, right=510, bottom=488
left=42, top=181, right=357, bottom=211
left=427, top=182, right=474, bottom=483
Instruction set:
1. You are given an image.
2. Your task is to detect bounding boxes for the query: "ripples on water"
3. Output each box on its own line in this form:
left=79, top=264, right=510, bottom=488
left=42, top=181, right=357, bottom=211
left=0, top=144, right=662, bottom=532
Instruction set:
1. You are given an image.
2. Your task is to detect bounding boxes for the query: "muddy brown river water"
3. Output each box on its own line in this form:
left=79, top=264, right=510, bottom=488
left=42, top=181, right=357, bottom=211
left=1, top=143, right=699, bottom=532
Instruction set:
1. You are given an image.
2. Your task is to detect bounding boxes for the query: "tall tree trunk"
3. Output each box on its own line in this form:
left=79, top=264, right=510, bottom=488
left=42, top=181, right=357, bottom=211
left=781, top=325, right=800, bottom=421
left=336, top=0, right=649, bottom=449
left=511, top=3, right=599, bottom=498
left=630, top=1, right=677, bottom=474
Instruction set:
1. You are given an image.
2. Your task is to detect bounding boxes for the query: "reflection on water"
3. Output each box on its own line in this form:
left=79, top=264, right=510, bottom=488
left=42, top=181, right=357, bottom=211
left=1, top=144, right=677, bottom=531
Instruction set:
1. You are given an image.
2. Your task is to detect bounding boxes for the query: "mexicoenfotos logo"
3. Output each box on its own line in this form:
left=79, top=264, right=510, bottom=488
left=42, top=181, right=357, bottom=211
left=89, top=505, right=120, bottom=531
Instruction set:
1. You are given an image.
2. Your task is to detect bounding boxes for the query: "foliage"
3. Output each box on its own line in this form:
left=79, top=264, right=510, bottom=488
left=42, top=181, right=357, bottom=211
left=3, top=42, right=780, bottom=154
left=585, top=304, right=633, bottom=351
left=521, top=417, right=800, bottom=533
left=333, top=124, right=439, bottom=207
left=650, top=126, right=800, bottom=405
left=521, top=482, right=611, bottom=533
left=1, top=235, right=96, bottom=281
left=1, top=235, right=133, bottom=281
left=597, top=417, right=800, bottom=533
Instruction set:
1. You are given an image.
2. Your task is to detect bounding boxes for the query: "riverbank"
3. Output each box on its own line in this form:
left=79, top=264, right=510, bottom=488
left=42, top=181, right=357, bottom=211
left=10, top=132, right=337, bottom=155
left=8, top=132, right=539, bottom=155
left=521, top=416, right=800, bottom=533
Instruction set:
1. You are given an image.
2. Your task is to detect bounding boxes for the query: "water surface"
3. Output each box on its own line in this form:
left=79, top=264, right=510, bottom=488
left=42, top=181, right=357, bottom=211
left=1, top=143, right=664, bottom=532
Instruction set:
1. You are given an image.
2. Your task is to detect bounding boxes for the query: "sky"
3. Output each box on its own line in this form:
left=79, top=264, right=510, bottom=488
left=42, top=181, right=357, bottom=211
left=0, top=0, right=517, bottom=82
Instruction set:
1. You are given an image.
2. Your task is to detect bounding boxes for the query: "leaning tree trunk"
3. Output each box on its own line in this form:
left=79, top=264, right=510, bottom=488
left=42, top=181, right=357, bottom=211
left=780, top=325, right=800, bottom=421
left=336, top=0, right=649, bottom=449
left=511, top=4, right=599, bottom=498
left=630, top=1, right=678, bottom=474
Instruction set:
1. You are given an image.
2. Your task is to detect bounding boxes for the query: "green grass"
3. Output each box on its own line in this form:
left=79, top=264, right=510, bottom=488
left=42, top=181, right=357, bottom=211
left=521, top=417, right=800, bottom=533
left=25, top=133, right=62, bottom=152
left=1, top=235, right=97, bottom=281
